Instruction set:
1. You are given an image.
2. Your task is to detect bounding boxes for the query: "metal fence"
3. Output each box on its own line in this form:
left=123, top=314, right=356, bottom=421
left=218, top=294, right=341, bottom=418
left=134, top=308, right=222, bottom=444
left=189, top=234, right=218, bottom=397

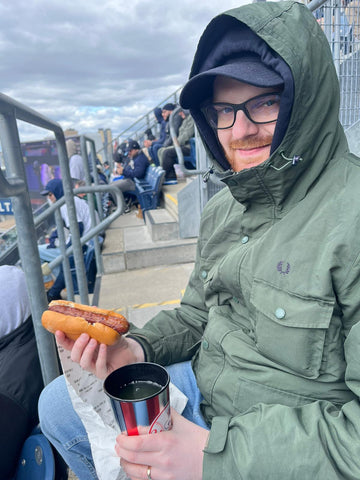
left=308, top=0, right=360, bottom=129
left=97, top=87, right=182, bottom=166
left=0, top=93, right=125, bottom=385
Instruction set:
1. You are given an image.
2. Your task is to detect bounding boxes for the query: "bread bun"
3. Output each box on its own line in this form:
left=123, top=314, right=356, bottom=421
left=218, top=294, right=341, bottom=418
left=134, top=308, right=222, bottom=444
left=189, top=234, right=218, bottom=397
left=42, top=300, right=129, bottom=345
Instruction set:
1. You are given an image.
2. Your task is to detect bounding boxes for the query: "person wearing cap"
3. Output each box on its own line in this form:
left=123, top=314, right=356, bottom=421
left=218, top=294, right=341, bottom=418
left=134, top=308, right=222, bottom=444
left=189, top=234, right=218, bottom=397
left=39, top=2, right=360, bottom=479
left=111, top=139, right=149, bottom=194
left=38, top=178, right=94, bottom=301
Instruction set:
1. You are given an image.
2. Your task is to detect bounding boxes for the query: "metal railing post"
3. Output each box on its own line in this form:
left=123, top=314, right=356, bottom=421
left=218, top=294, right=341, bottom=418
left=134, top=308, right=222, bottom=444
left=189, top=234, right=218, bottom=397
left=0, top=109, right=60, bottom=385
left=80, top=135, right=103, bottom=275
left=55, top=131, right=89, bottom=304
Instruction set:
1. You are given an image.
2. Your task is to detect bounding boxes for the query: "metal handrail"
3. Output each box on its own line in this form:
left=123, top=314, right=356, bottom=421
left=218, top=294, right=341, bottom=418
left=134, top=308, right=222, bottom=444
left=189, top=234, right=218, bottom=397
left=97, top=86, right=183, bottom=165
left=0, top=92, right=124, bottom=385
left=168, top=106, right=206, bottom=176
left=37, top=184, right=124, bottom=279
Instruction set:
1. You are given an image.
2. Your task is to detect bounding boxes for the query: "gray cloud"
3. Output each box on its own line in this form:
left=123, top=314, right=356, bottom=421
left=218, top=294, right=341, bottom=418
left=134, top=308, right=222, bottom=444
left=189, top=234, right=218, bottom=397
left=0, top=0, right=248, bottom=141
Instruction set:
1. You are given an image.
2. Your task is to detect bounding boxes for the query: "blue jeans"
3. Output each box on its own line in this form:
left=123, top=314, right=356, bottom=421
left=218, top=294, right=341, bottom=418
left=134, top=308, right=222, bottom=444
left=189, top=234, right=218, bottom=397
left=149, top=143, right=163, bottom=166
left=38, top=361, right=208, bottom=480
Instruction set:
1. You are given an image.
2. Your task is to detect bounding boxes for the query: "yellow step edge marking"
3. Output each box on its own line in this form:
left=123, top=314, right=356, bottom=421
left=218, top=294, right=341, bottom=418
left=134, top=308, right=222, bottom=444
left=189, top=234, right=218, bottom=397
left=114, top=298, right=181, bottom=313
left=164, top=193, right=178, bottom=206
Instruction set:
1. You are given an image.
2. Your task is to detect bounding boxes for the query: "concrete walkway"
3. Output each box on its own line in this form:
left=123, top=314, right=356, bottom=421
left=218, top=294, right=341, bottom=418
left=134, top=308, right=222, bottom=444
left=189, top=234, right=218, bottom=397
left=94, top=206, right=196, bottom=327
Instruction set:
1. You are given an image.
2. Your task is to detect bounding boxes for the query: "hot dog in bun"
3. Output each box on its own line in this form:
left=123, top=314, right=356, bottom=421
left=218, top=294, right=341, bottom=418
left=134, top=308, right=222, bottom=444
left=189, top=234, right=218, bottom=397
left=42, top=300, right=129, bottom=345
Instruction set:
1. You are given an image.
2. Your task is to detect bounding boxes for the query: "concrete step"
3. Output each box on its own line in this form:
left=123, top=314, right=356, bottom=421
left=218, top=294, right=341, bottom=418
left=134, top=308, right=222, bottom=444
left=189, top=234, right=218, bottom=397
left=101, top=209, right=197, bottom=273
left=161, top=180, right=189, bottom=221
left=145, top=208, right=179, bottom=241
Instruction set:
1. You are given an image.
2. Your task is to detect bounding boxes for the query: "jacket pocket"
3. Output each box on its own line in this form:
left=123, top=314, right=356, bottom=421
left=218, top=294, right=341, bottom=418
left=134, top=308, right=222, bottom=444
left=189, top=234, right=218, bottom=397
left=250, top=278, right=334, bottom=378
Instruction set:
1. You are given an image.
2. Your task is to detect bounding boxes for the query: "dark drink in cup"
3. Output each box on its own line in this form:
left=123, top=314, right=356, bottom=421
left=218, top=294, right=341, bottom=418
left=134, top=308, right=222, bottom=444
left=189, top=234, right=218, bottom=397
left=103, top=362, right=171, bottom=436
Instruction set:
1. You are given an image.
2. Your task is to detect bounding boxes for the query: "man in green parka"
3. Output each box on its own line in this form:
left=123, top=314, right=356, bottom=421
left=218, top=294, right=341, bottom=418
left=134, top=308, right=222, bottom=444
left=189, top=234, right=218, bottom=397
left=39, top=1, right=360, bottom=478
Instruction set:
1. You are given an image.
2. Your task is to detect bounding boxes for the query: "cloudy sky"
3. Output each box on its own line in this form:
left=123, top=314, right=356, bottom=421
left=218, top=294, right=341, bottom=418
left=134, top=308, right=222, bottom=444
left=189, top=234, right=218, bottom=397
left=0, top=0, right=251, bottom=144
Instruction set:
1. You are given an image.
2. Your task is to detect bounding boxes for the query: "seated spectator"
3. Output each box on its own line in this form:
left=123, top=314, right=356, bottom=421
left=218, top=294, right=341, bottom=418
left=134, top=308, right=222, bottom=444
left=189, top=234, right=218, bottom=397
left=113, top=141, right=128, bottom=165
left=38, top=178, right=98, bottom=302
left=0, top=265, right=44, bottom=479
left=144, top=127, right=155, bottom=141
left=38, top=179, right=68, bottom=283
left=111, top=140, right=149, bottom=193
left=148, top=104, right=176, bottom=165
left=160, top=106, right=184, bottom=151
left=110, top=162, right=125, bottom=182
left=102, top=161, right=111, bottom=181
left=66, top=139, right=85, bottom=182
left=143, top=108, right=163, bottom=152
left=160, top=110, right=195, bottom=184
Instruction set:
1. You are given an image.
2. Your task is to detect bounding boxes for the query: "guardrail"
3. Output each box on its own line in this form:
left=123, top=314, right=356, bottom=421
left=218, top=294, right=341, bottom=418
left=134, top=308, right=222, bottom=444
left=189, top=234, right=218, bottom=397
left=0, top=92, right=125, bottom=385
left=97, top=87, right=182, bottom=169
left=308, top=0, right=360, bottom=129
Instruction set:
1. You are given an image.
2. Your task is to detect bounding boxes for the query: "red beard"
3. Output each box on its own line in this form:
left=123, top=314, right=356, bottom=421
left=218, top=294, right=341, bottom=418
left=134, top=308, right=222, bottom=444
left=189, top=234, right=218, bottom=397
left=229, top=134, right=273, bottom=151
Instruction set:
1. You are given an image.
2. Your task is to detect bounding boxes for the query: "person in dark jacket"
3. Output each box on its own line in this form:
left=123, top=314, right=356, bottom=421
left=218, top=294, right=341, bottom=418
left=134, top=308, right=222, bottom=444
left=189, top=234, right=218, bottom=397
left=159, top=109, right=195, bottom=182
left=111, top=140, right=149, bottom=193
left=0, top=265, right=44, bottom=479
left=39, top=2, right=360, bottom=480
left=148, top=103, right=177, bottom=165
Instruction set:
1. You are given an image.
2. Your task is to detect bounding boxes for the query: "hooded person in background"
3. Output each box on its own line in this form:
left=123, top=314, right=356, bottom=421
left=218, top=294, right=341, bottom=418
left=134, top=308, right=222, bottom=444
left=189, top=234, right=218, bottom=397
left=148, top=103, right=177, bottom=165
left=38, top=178, right=67, bottom=281
left=158, top=109, right=195, bottom=183
left=39, top=2, right=360, bottom=479
left=39, top=178, right=96, bottom=301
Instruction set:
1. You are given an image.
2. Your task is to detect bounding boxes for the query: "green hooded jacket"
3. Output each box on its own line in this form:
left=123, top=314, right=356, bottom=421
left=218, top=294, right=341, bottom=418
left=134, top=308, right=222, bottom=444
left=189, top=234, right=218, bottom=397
left=129, top=2, right=360, bottom=478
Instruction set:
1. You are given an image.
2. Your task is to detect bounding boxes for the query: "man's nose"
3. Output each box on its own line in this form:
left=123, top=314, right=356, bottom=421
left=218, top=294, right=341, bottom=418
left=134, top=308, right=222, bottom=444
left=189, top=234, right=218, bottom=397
left=231, top=110, right=258, bottom=137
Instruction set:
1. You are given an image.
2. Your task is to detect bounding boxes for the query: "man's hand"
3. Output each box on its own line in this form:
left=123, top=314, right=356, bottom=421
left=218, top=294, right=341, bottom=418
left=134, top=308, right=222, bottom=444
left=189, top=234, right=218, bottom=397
left=55, top=331, right=145, bottom=379
left=115, top=409, right=209, bottom=480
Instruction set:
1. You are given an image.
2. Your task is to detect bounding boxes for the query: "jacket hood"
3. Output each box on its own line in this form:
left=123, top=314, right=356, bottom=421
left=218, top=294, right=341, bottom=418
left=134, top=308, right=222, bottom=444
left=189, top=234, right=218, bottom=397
left=180, top=1, right=348, bottom=208
left=154, top=107, right=163, bottom=123
left=42, top=178, right=64, bottom=200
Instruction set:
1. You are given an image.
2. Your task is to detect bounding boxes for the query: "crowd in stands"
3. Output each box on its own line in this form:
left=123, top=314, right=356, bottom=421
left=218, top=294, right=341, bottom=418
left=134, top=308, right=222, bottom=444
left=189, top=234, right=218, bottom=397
left=314, top=0, right=360, bottom=53
left=35, top=100, right=197, bottom=301
left=110, top=102, right=196, bottom=187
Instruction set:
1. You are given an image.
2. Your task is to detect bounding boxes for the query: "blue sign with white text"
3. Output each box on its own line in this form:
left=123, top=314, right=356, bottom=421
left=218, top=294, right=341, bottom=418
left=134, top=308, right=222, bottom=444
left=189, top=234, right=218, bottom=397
left=0, top=199, right=13, bottom=215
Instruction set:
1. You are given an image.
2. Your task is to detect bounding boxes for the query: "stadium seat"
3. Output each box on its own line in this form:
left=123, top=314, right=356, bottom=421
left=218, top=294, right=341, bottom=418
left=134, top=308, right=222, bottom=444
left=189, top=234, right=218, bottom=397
left=14, top=427, right=55, bottom=480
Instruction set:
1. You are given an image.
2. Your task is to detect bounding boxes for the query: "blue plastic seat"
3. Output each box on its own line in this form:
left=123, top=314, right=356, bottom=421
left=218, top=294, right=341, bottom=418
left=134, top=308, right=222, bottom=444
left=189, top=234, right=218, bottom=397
left=125, top=167, right=165, bottom=218
left=15, top=427, right=55, bottom=480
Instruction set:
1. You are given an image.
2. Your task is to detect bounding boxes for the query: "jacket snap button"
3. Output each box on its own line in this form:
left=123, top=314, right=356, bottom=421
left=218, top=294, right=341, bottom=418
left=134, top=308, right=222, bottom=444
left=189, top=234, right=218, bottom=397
left=201, top=270, right=207, bottom=279
left=275, top=308, right=286, bottom=319
left=241, top=235, right=249, bottom=244
left=203, top=339, right=209, bottom=349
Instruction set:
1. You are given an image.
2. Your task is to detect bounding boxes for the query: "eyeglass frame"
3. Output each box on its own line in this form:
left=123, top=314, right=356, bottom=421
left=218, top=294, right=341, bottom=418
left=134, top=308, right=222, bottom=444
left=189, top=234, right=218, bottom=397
left=201, top=91, right=281, bottom=130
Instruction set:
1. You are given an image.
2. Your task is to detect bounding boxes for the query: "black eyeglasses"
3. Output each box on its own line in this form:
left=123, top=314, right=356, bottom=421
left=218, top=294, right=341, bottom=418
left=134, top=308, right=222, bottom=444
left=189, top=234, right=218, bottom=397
left=202, top=92, right=281, bottom=130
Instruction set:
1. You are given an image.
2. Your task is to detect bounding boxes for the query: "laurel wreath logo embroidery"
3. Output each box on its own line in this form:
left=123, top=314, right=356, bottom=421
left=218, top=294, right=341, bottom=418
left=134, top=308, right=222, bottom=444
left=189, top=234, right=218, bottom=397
left=277, top=261, right=290, bottom=275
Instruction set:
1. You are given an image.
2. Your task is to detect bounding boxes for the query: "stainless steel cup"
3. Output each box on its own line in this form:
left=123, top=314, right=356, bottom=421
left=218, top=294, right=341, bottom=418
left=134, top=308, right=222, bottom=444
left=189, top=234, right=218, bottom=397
left=103, top=362, right=171, bottom=436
